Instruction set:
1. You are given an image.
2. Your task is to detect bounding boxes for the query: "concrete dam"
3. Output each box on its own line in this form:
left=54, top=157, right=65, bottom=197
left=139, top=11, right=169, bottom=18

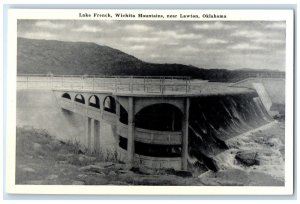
left=17, top=75, right=285, bottom=172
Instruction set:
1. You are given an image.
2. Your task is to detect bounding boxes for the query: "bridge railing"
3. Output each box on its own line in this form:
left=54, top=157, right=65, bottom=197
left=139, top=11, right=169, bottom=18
left=17, top=74, right=191, bottom=94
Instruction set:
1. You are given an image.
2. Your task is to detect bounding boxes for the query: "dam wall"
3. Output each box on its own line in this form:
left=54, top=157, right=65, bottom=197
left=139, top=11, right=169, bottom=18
left=231, top=78, right=285, bottom=115
left=17, top=88, right=272, bottom=171
left=188, top=92, right=272, bottom=171
left=17, top=89, right=116, bottom=153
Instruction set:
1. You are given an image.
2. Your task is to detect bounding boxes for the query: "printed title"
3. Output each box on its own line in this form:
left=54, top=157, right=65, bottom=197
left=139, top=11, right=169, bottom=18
left=79, top=12, right=227, bottom=19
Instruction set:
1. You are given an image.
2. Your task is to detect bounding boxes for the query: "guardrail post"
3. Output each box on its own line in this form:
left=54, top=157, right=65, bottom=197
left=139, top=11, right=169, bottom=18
left=115, top=77, right=118, bottom=92
left=93, top=75, right=95, bottom=91
left=159, top=77, right=162, bottom=93
left=185, top=79, right=188, bottom=93
left=26, top=76, right=29, bottom=89
left=81, top=76, right=84, bottom=90
left=50, top=76, right=53, bottom=88
left=161, top=77, right=164, bottom=94
left=130, top=76, right=133, bottom=93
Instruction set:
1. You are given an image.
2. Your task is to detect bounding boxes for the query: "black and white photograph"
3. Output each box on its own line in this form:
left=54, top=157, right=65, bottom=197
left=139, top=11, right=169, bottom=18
left=5, top=9, right=294, bottom=195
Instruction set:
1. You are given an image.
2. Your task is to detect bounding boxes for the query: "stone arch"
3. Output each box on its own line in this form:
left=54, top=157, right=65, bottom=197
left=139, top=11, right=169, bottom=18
left=88, top=95, right=100, bottom=109
left=103, top=96, right=116, bottom=113
left=74, top=94, right=85, bottom=104
left=134, top=98, right=184, bottom=115
left=135, top=103, right=183, bottom=131
left=62, top=93, right=71, bottom=100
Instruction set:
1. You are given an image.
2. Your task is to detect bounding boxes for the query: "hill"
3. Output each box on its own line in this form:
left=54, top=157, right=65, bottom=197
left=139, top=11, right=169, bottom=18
left=17, top=38, right=285, bottom=81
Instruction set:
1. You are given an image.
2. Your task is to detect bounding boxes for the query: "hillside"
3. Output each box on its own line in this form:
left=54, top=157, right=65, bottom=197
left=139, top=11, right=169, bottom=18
left=17, top=38, right=285, bottom=81
left=16, top=126, right=203, bottom=185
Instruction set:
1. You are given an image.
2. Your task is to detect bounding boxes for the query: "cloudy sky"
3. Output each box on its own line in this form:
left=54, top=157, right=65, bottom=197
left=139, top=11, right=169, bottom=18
left=18, top=20, right=286, bottom=71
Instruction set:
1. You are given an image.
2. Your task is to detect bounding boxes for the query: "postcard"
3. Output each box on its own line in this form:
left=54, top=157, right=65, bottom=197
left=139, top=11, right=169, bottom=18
left=5, top=8, right=294, bottom=195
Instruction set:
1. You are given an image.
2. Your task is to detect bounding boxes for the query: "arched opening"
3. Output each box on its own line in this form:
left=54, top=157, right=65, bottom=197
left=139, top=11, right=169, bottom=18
left=88, top=95, right=100, bottom=109
left=120, top=105, right=128, bottom=124
left=103, top=96, right=116, bottom=113
left=62, top=93, right=71, bottom=100
left=74, top=94, right=85, bottom=104
left=135, top=103, right=182, bottom=131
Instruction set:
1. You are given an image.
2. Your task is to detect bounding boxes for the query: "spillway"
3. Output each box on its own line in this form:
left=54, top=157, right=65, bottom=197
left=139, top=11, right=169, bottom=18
left=188, top=92, right=272, bottom=171
left=16, top=76, right=284, bottom=173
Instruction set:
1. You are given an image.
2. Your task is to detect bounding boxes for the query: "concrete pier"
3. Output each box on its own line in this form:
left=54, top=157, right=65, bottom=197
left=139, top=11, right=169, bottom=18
left=86, top=117, right=101, bottom=152
left=86, top=117, right=92, bottom=150
left=127, top=97, right=135, bottom=168
left=181, top=98, right=190, bottom=170
left=94, top=120, right=100, bottom=152
left=55, top=88, right=194, bottom=170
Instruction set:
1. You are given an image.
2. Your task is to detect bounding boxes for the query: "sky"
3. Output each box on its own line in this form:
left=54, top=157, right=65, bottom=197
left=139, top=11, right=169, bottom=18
left=17, top=20, right=286, bottom=71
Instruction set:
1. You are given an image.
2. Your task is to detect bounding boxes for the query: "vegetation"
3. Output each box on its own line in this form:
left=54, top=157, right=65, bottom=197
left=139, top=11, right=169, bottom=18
left=15, top=126, right=204, bottom=185
left=17, top=38, right=284, bottom=82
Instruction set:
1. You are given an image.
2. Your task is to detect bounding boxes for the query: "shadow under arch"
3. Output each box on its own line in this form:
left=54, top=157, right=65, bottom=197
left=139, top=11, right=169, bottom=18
left=120, top=104, right=128, bottom=124
left=135, top=103, right=183, bottom=131
left=88, top=95, right=100, bottom=109
left=103, top=96, right=116, bottom=113
left=62, top=93, right=71, bottom=100
left=74, top=94, right=85, bottom=104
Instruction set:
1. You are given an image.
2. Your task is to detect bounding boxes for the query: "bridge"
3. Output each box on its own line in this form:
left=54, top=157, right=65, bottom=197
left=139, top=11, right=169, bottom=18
left=18, top=75, right=196, bottom=170
left=17, top=74, right=285, bottom=171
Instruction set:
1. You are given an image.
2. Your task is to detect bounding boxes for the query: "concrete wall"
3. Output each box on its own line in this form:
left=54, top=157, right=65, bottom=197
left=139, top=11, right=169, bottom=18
left=252, top=83, right=273, bottom=112
left=17, top=89, right=116, bottom=152
left=116, top=121, right=182, bottom=145
left=232, top=78, right=285, bottom=114
left=232, top=78, right=285, bottom=104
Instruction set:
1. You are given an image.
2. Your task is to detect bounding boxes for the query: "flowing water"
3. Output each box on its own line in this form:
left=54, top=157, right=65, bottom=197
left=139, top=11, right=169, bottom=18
left=188, top=93, right=284, bottom=185
left=17, top=88, right=284, bottom=185
left=188, top=93, right=275, bottom=169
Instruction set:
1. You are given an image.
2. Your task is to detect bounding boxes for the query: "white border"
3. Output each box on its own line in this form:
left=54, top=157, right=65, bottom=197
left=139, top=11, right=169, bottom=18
left=5, top=9, right=294, bottom=195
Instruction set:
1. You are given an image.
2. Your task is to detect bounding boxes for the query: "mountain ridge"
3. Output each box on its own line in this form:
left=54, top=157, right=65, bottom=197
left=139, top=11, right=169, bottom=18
left=17, top=37, right=285, bottom=81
